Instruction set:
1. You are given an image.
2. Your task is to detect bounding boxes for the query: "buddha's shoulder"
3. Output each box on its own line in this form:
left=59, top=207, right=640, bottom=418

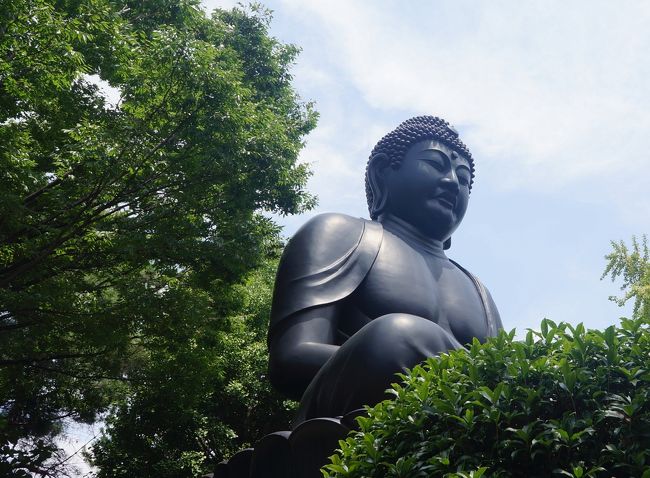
left=271, top=214, right=382, bottom=333
left=293, top=212, right=369, bottom=240
left=282, top=213, right=380, bottom=266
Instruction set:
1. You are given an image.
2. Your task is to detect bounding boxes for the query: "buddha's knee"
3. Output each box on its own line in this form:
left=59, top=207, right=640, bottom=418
left=293, top=314, right=462, bottom=423
left=354, top=314, right=462, bottom=367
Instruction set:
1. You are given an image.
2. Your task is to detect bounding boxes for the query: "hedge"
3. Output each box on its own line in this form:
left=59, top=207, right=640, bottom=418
left=324, top=318, right=650, bottom=478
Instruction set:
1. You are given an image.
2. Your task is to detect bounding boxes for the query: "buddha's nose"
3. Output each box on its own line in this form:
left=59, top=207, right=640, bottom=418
left=441, top=169, right=460, bottom=192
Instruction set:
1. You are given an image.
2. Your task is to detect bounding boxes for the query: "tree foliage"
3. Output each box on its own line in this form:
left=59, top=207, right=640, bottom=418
left=325, top=319, right=650, bottom=478
left=0, top=0, right=315, bottom=475
left=602, top=235, right=650, bottom=320
left=89, top=259, right=297, bottom=478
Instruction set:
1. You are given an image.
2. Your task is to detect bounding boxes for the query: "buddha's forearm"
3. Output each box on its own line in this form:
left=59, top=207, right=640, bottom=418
left=269, top=341, right=339, bottom=401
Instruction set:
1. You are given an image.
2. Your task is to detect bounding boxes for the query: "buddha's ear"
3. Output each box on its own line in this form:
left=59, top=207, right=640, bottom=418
left=367, top=153, right=390, bottom=219
left=443, top=238, right=451, bottom=250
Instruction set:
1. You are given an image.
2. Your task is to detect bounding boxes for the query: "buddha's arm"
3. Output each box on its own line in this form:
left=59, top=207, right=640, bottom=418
left=268, top=304, right=340, bottom=401
left=486, top=286, right=504, bottom=333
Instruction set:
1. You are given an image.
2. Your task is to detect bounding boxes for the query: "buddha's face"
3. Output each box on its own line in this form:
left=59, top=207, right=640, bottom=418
left=384, top=139, right=471, bottom=240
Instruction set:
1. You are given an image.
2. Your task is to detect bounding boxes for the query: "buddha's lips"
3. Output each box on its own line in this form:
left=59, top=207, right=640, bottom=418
left=433, top=192, right=457, bottom=209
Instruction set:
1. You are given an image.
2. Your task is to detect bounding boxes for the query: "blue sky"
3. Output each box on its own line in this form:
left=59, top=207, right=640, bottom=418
left=205, top=0, right=649, bottom=334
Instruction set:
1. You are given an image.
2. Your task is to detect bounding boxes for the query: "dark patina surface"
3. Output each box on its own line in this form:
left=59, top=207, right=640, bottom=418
left=269, top=116, right=502, bottom=425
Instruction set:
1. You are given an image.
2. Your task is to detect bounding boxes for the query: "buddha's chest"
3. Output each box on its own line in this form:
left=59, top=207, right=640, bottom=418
left=348, top=234, right=488, bottom=345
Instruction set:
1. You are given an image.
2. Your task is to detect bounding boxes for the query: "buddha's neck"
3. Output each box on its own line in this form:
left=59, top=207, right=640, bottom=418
left=380, top=214, right=448, bottom=259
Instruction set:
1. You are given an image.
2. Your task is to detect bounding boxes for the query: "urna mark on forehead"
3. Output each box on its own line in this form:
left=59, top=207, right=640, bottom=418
left=407, top=139, right=471, bottom=170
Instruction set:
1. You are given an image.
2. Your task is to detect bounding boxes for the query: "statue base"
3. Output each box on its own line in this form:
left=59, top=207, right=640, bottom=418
left=205, top=410, right=364, bottom=478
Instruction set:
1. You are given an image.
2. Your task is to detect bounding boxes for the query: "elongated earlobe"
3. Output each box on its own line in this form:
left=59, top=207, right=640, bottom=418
left=367, top=153, right=390, bottom=219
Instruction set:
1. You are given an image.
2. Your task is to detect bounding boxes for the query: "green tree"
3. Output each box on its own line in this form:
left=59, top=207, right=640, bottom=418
left=0, top=0, right=315, bottom=475
left=89, top=258, right=297, bottom=478
left=602, top=235, right=650, bottom=320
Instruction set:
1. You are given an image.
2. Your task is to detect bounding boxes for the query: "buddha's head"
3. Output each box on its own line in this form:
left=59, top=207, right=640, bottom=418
left=365, top=116, right=475, bottom=247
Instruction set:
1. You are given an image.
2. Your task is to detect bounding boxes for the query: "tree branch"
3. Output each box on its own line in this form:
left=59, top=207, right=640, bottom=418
left=29, top=363, right=138, bottom=383
left=0, top=350, right=108, bottom=367
left=22, top=172, right=71, bottom=205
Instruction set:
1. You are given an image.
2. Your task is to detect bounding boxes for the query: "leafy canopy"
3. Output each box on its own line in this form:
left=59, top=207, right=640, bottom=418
left=89, top=259, right=298, bottom=478
left=0, top=0, right=316, bottom=475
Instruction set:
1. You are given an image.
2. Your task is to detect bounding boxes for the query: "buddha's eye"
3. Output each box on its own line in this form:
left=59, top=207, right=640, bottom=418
left=457, top=171, right=471, bottom=186
left=423, top=159, right=444, bottom=171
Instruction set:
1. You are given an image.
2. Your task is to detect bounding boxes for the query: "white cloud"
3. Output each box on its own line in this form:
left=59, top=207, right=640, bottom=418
left=56, top=420, right=100, bottom=476
left=201, top=0, right=239, bottom=14
left=84, top=74, right=121, bottom=109
left=279, top=0, right=650, bottom=197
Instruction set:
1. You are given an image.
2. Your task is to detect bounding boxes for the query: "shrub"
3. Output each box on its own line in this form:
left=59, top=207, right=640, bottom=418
left=324, top=318, right=650, bottom=478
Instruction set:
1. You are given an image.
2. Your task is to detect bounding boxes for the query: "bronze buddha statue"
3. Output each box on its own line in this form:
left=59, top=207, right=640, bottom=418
left=267, top=116, right=503, bottom=426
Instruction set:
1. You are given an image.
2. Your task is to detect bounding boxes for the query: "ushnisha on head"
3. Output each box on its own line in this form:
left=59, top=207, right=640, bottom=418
left=365, top=115, right=475, bottom=220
